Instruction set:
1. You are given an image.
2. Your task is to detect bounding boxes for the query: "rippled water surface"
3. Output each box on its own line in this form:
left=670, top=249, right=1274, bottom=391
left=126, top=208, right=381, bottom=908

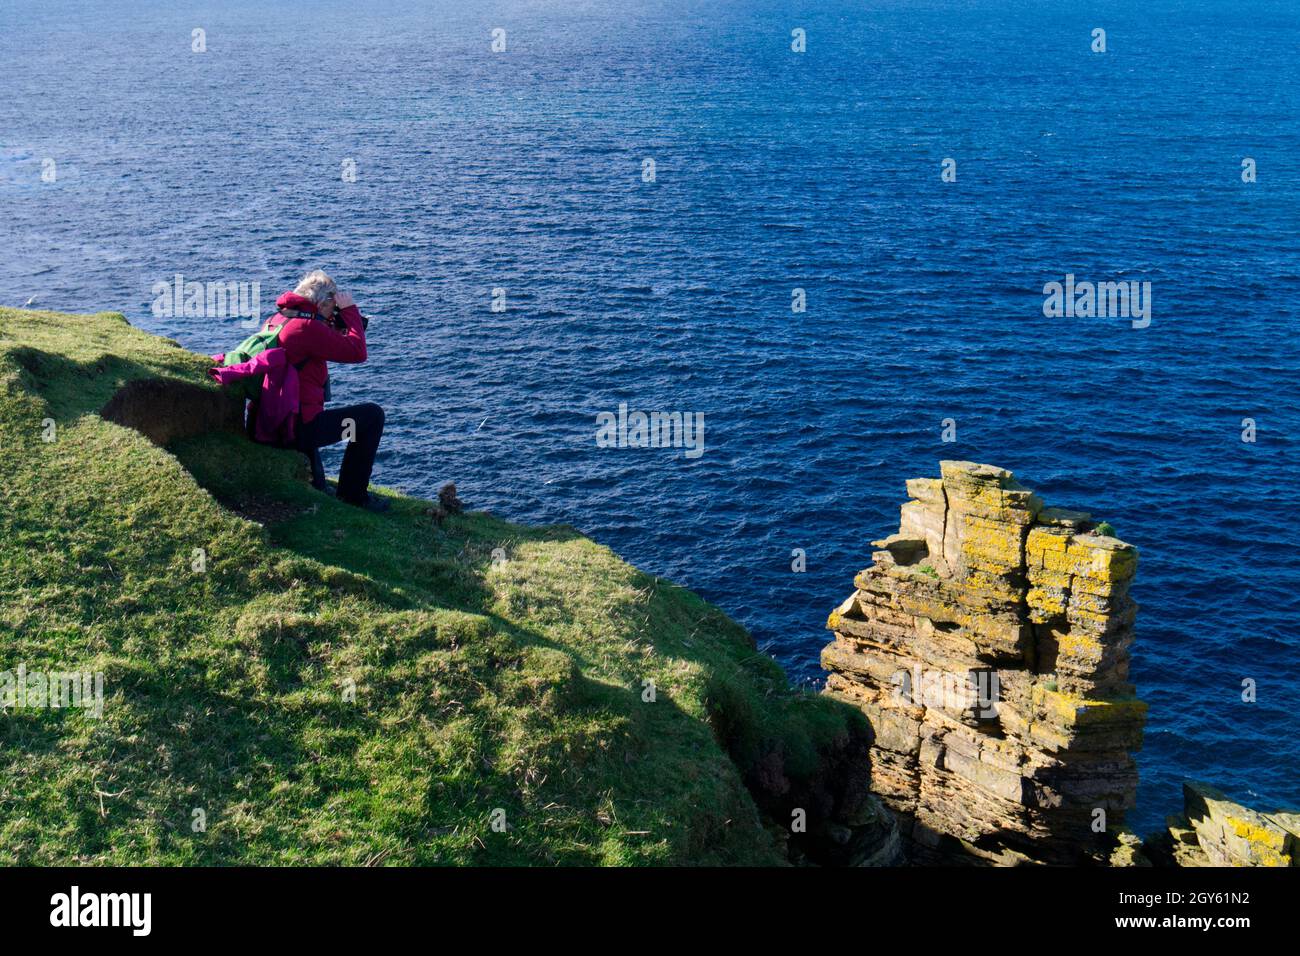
left=3, top=0, right=1298, bottom=836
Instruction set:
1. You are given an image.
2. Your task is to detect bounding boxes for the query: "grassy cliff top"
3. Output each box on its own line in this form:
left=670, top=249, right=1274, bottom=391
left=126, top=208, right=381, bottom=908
left=0, top=306, right=869, bottom=865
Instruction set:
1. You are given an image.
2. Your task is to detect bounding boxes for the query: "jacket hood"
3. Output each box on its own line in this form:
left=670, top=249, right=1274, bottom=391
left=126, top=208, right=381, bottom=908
left=276, top=291, right=318, bottom=316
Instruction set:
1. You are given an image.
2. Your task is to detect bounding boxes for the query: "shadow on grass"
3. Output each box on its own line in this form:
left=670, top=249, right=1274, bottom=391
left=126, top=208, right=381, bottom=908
left=166, top=416, right=877, bottom=864
left=8, top=346, right=233, bottom=432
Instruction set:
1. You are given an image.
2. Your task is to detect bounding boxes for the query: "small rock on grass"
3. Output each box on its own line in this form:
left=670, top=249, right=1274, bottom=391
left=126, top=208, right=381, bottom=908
left=439, top=482, right=465, bottom=515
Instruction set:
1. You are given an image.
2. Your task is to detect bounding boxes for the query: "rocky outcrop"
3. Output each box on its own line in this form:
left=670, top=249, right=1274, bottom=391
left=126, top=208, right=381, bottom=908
left=821, top=461, right=1146, bottom=865
left=1149, top=782, right=1299, bottom=867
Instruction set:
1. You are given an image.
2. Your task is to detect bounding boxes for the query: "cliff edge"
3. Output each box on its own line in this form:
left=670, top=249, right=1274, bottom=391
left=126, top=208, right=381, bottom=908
left=0, top=306, right=886, bottom=865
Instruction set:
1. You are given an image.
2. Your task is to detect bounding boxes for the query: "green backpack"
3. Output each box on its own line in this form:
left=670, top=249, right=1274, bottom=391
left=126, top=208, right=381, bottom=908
left=216, top=316, right=332, bottom=404
left=218, top=321, right=288, bottom=402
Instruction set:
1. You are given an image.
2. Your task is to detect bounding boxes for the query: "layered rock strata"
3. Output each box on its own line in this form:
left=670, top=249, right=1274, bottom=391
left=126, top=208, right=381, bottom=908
left=821, top=461, right=1146, bottom=865
left=1153, top=782, right=1299, bottom=867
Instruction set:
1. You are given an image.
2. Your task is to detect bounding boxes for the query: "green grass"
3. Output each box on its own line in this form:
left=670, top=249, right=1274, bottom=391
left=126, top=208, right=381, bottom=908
left=0, top=306, right=869, bottom=865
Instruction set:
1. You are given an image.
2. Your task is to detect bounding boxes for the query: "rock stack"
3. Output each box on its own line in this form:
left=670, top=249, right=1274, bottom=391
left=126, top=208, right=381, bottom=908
left=821, top=461, right=1147, bottom=865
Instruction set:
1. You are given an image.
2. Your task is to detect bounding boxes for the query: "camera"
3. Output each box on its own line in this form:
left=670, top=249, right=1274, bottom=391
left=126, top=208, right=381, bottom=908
left=322, top=292, right=369, bottom=332
left=334, top=312, right=369, bottom=331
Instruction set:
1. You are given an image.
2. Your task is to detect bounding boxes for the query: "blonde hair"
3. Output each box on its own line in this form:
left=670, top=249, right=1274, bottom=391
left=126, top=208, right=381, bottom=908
left=293, top=270, right=338, bottom=306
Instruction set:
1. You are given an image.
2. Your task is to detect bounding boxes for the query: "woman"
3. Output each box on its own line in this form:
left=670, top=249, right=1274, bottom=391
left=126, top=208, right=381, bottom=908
left=276, top=270, right=388, bottom=512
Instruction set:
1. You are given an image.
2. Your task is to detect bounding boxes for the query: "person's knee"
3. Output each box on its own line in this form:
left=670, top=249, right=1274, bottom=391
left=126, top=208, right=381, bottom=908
left=355, top=402, right=384, bottom=439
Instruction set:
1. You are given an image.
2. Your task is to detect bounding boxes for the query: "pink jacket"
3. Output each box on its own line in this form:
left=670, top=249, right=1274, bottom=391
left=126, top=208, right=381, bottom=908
left=274, top=293, right=367, bottom=423
left=208, top=348, right=301, bottom=445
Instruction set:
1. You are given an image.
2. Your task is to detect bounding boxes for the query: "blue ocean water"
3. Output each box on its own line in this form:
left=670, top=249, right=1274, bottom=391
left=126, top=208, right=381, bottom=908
left=2, top=0, right=1297, bottom=838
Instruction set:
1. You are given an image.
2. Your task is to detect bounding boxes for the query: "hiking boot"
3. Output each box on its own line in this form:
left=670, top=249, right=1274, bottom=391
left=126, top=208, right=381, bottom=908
left=342, top=493, right=390, bottom=513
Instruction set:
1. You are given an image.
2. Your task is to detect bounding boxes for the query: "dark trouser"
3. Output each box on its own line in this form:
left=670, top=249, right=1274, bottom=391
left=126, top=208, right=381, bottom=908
left=295, top=403, right=385, bottom=503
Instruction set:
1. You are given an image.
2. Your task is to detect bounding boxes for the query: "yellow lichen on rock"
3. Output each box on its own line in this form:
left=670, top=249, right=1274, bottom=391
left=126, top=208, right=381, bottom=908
left=821, top=461, right=1145, bottom=865
left=1158, top=782, right=1300, bottom=866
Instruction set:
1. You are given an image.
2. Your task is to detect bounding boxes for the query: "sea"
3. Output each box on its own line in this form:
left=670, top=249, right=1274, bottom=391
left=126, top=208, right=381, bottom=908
left=2, top=0, right=1297, bottom=837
